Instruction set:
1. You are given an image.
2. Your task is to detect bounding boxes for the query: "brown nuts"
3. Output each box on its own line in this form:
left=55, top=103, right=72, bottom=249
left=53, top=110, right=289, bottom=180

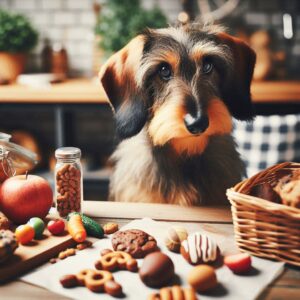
left=103, top=222, right=119, bottom=235
left=76, top=240, right=93, bottom=251
left=55, top=164, right=81, bottom=217
left=58, top=248, right=76, bottom=260
left=59, top=274, right=78, bottom=288
left=104, top=280, right=123, bottom=297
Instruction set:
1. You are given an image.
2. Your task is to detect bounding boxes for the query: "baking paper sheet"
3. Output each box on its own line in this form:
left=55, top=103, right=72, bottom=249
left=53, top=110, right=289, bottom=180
left=21, top=218, right=284, bottom=300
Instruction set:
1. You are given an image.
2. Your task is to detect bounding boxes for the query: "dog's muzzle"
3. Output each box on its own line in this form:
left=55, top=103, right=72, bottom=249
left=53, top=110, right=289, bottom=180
left=184, top=113, right=209, bottom=134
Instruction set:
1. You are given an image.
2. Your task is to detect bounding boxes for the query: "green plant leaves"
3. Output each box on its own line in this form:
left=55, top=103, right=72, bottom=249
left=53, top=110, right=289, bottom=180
left=95, top=0, right=167, bottom=55
left=0, top=10, right=38, bottom=53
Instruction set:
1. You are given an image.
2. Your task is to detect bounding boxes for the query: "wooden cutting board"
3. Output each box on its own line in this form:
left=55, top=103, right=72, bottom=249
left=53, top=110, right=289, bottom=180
left=0, top=230, right=76, bottom=284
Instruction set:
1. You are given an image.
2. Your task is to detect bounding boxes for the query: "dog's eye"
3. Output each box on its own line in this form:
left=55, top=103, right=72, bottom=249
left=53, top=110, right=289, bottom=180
left=202, top=60, right=213, bottom=74
left=159, top=64, right=172, bottom=81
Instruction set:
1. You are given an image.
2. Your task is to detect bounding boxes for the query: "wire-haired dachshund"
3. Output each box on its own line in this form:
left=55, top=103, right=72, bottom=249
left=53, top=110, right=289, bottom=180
left=99, top=24, right=256, bottom=206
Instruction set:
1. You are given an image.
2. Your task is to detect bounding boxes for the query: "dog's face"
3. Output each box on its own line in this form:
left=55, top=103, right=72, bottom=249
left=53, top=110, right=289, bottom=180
left=100, top=25, right=256, bottom=155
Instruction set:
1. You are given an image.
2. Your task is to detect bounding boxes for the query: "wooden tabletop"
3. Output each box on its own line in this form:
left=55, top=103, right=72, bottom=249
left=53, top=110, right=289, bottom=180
left=0, top=79, right=299, bottom=104
left=0, top=201, right=299, bottom=299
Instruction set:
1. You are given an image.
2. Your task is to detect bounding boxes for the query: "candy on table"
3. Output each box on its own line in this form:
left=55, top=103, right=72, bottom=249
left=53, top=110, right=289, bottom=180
left=139, top=252, right=175, bottom=288
left=224, top=253, right=252, bottom=274
left=15, top=224, right=35, bottom=245
left=188, top=265, right=218, bottom=292
left=47, top=219, right=65, bottom=235
left=180, top=232, right=220, bottom=265
left=165, top=225, right=188, bottom=253
left=27, top=217, right=45, bottom=239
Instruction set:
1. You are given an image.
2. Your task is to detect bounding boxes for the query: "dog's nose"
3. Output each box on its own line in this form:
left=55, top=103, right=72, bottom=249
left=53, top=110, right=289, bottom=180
left=184, top=113, right=209, bottom=134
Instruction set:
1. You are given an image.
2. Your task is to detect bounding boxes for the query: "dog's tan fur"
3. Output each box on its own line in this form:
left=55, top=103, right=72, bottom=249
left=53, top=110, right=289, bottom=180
left=100, top=24, right=256, bottom=206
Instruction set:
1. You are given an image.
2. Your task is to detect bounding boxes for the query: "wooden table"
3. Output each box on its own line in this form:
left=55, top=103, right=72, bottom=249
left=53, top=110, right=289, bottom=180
left=0, top=202, right=299, bottom=299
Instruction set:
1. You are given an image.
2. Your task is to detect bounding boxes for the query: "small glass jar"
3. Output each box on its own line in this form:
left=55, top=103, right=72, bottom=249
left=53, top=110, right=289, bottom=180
left=55, top=147, right=83, bottom=218
left=0, top=132, right=37, bottom=182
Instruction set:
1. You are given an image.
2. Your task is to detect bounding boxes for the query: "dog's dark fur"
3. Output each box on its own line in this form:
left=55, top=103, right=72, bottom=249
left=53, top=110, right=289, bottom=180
left=99, top=24, right=256, bottom=205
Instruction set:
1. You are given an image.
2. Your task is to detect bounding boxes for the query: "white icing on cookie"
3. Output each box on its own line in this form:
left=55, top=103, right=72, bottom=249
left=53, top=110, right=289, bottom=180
left=182, top=232, right=218, bottom=263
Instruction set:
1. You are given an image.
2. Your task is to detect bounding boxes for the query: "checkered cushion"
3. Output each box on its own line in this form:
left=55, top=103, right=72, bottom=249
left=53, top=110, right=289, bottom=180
left=233, top=114, right=300, bottom=177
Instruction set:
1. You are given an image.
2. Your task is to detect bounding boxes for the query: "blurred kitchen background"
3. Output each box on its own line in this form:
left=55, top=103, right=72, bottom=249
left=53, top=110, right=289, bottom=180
left=0, top=0, right=299, bottom=200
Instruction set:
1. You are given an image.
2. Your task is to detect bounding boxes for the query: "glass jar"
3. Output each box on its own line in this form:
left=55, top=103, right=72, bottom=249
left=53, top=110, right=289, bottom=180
left=0, top=132, right=37, bottom=182
left=55, top=147, right=83, bottom=218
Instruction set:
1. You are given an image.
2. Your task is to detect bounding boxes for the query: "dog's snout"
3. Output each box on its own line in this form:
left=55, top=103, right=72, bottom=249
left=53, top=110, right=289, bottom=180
left=184, top=113, right=209, bottom=134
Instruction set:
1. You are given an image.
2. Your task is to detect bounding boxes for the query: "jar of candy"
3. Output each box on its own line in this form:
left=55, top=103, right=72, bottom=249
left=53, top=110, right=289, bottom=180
left=54, top=147, right=83, bottom=218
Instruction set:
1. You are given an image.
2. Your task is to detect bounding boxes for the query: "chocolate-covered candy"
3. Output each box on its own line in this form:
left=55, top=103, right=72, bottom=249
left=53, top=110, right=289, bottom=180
left=139, top=252, right=175, bottom=288
left=188, top=265, right=217, bottom=292
left=180, top=232, right=220, bottom=265
left=165, top=226, right=188, bottom=253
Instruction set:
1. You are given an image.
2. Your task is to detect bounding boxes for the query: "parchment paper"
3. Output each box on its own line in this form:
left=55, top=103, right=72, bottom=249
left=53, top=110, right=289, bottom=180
left=21, top=218, right=284, bottom=300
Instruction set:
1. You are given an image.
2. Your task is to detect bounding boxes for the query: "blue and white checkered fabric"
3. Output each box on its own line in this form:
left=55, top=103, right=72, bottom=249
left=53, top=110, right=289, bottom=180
left=233, top=114, right=300, bottom=177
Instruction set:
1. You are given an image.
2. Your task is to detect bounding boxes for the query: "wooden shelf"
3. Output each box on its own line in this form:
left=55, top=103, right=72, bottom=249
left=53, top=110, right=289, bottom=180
left=0, top=78, right=299, bottom=104
left=0, top=78, right=108, bottom=104
left=251, top=81, right=300, bottom=103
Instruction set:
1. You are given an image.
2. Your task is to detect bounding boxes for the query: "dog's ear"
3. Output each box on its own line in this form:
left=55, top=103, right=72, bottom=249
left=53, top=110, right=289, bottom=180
left=218, top=33, right=256, bottom=120
left=99, top=35, right=148, bottom=139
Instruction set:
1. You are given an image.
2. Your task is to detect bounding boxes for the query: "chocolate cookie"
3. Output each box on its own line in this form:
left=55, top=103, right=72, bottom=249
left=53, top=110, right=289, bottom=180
left=0, top=230, right=18, bottom=264
left=111, top=229, right=157, bottom=258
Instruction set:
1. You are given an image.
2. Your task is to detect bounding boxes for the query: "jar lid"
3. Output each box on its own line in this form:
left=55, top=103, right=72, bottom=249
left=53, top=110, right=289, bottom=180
left=55, top=147, right=81, bottom=159
left=0, top=133, right=38, bottom=171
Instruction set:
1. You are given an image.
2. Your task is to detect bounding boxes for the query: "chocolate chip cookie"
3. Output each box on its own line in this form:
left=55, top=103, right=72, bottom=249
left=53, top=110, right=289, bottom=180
left=0, top=230, right=18, bottom=264
left=111, top=229, right=157, bottom=258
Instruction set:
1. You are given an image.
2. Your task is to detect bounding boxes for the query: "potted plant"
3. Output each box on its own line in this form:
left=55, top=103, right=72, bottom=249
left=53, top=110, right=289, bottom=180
left=0, top=10, right=38, bottom=82
left=95, top=0, right=167, bottom=57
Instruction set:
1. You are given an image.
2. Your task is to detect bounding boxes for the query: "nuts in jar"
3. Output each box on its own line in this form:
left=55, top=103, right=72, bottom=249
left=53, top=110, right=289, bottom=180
left=55, top=147, right=83, bottom=218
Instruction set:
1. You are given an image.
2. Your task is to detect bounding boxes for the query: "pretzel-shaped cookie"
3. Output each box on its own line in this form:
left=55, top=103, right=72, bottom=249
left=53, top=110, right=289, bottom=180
left=60, top=269, right=123, bottom=296
left=84, top=270, right=113, bottom=293
left=148, top=286, right=197, bottom=300
left=95, top=250, right=138, bottom=272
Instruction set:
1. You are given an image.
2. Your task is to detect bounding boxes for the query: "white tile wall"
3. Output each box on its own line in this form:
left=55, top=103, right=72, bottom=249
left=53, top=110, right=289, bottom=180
left=66, top=0, right=93, bottom=10
left=41, top=0, right=62, bottom=10
left=14, top=0, right=36, bottom=10
left=0, top=0, right=9, bottom=9
left=79, top=11, right=96, bottom=26
left=30, top=12, right=52, bottom=26
left=3, top=0, right=298, bottom=76
left=66, top=27, right=92, bottom=40
left=53, top=11, right=76, bottom=25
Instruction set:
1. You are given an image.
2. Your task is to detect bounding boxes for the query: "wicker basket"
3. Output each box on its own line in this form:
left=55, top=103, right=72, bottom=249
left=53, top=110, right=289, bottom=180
left=226, top=162, right=300, bottom=266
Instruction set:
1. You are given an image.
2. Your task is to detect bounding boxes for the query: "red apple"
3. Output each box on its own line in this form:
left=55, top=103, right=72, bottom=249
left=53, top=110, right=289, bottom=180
left=0, top=174, right=53, bottom=224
